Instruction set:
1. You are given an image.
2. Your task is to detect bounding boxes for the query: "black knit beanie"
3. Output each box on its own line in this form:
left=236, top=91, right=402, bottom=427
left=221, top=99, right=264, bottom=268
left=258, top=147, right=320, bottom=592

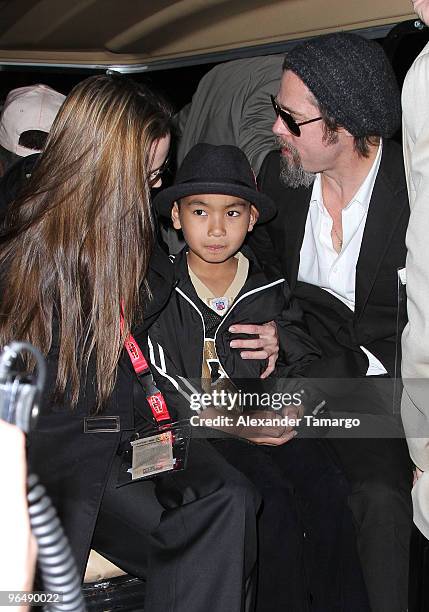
left=283, top=32, right=401, bottom=138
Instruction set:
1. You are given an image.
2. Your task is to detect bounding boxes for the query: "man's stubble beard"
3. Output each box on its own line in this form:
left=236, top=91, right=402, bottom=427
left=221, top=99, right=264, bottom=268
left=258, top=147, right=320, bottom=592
left=276, top=138, right=316, bottom=189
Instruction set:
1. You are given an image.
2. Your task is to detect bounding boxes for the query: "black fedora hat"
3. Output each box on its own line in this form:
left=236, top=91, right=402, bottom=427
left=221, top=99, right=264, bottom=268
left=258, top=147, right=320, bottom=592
left=153, top=143, right=276, bottom=224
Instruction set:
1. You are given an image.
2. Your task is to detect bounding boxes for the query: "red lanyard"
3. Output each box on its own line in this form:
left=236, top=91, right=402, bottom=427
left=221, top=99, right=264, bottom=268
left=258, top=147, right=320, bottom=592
left=120, top=311, right=171, bottom=423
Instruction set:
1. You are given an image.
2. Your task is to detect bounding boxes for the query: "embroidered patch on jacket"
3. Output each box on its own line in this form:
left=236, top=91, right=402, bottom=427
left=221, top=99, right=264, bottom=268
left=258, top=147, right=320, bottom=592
left=209, top=297, right=229, bottom=312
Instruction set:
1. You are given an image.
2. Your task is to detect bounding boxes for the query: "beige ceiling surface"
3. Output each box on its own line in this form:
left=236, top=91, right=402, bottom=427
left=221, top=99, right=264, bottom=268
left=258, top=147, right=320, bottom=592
left=0, top=0, right=416, bottom=66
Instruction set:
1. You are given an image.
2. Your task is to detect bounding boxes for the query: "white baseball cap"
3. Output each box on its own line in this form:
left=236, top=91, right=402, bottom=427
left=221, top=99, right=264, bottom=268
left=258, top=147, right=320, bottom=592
left=0, top=84, right=65, bottom=156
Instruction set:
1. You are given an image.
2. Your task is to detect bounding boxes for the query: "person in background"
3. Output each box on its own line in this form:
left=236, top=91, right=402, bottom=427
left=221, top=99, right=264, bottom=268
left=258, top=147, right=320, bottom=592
left=401, top=0, right=429, bottom=545
left=0, top=84, right=65, bottom=176
left=250, top=32, right=412, bottom=612
left=176, top=55, right=283, bottom=173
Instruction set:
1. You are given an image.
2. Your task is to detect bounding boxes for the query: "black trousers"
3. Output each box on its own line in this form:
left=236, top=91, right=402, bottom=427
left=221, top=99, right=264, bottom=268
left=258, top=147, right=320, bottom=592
left=409, top=524, right=429, bottom=612
left=324, top=377, right=414, bottom=612
left=211, top=436, right=370, bottom=612
left=329, top=436, right=413, bottom=612
left=92, top=438, right=260, bottom=612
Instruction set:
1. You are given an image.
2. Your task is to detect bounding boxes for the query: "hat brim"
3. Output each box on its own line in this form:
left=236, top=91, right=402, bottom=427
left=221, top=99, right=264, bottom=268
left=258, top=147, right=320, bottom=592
left=153, top=181, right=277, bottom=224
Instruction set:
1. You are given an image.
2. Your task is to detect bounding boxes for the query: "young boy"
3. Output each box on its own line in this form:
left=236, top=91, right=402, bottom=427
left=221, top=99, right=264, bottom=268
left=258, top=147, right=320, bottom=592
left=152, top=143, right=319, bottom=403
left=151, top=144, right=369, bottom=612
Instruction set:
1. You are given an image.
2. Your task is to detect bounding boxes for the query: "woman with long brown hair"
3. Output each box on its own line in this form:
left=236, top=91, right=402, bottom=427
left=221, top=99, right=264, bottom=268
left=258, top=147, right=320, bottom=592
left=0, top=74, right=259, bottom=612
left=0, top=74, right=169, bottom=405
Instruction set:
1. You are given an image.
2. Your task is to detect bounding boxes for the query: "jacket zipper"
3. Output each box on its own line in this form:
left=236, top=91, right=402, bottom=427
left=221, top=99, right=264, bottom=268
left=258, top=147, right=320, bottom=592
left=175, top=287, right=207, bottom=372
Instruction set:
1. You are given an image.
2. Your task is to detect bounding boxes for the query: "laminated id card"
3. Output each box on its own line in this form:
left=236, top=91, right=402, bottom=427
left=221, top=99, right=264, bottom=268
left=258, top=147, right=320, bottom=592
left=130, top=431, right=174, bottom=480
left=117, top=421, right=191, bottom=486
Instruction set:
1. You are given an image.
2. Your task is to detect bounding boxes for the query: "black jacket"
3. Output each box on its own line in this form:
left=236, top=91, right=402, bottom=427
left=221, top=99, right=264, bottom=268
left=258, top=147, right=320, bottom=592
left=0, top=153, right=39, bottom=218
left=28, top=243, right=175, bottom=578
left=147, top=247, right=321, bottom=415
left=250, top=139, right=409, bottom=379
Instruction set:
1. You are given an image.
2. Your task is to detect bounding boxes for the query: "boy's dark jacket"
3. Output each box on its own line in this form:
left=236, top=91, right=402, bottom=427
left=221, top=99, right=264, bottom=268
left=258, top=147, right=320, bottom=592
left=147, top=246, right=321, bottom=415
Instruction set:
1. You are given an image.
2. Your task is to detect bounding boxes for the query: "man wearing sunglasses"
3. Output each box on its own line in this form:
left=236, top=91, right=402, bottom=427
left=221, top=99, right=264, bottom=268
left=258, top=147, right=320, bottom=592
left=249, top=32, right=412, bottom=612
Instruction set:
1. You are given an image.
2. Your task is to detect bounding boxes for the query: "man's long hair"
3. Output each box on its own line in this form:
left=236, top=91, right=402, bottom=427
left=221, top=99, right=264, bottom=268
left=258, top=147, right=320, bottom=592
left=0, top=75, right=172, bottom=408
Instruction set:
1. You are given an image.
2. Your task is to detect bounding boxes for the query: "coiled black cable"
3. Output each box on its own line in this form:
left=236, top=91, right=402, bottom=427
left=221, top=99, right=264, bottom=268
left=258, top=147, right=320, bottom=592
left=1, top=342, right=86, bottom=610
left=27, top=473, right=86, bottom=612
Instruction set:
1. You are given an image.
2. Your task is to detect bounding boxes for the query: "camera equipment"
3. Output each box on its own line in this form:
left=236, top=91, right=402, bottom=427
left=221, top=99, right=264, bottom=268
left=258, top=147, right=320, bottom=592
left=0, top=342, right=86, bottom=611
left=0, top=341, right=45, bottom=432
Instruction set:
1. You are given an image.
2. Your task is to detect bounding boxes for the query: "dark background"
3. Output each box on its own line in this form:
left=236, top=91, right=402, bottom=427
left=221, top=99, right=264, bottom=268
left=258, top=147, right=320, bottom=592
left=0, top=19, right=427, bottom=113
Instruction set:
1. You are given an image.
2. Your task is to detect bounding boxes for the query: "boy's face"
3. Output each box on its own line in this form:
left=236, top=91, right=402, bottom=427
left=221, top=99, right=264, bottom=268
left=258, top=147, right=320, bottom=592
left=171, top=193, right=258, bottom=265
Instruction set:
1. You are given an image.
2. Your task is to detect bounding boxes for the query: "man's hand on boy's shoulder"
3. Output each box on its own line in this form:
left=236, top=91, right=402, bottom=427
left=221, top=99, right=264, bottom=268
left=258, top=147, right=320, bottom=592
left=229, top=321, right=279, bottom=378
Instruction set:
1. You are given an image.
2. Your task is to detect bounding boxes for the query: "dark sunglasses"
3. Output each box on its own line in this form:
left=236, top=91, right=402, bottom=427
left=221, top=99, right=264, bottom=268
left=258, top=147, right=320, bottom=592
left=270, top=95, right=322, bottom=137
left=148, top=156, right=170, bottom=188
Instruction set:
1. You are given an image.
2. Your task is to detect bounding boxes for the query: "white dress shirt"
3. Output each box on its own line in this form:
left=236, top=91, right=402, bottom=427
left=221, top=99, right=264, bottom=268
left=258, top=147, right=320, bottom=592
left=298, top=142, right=387, bottom=375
